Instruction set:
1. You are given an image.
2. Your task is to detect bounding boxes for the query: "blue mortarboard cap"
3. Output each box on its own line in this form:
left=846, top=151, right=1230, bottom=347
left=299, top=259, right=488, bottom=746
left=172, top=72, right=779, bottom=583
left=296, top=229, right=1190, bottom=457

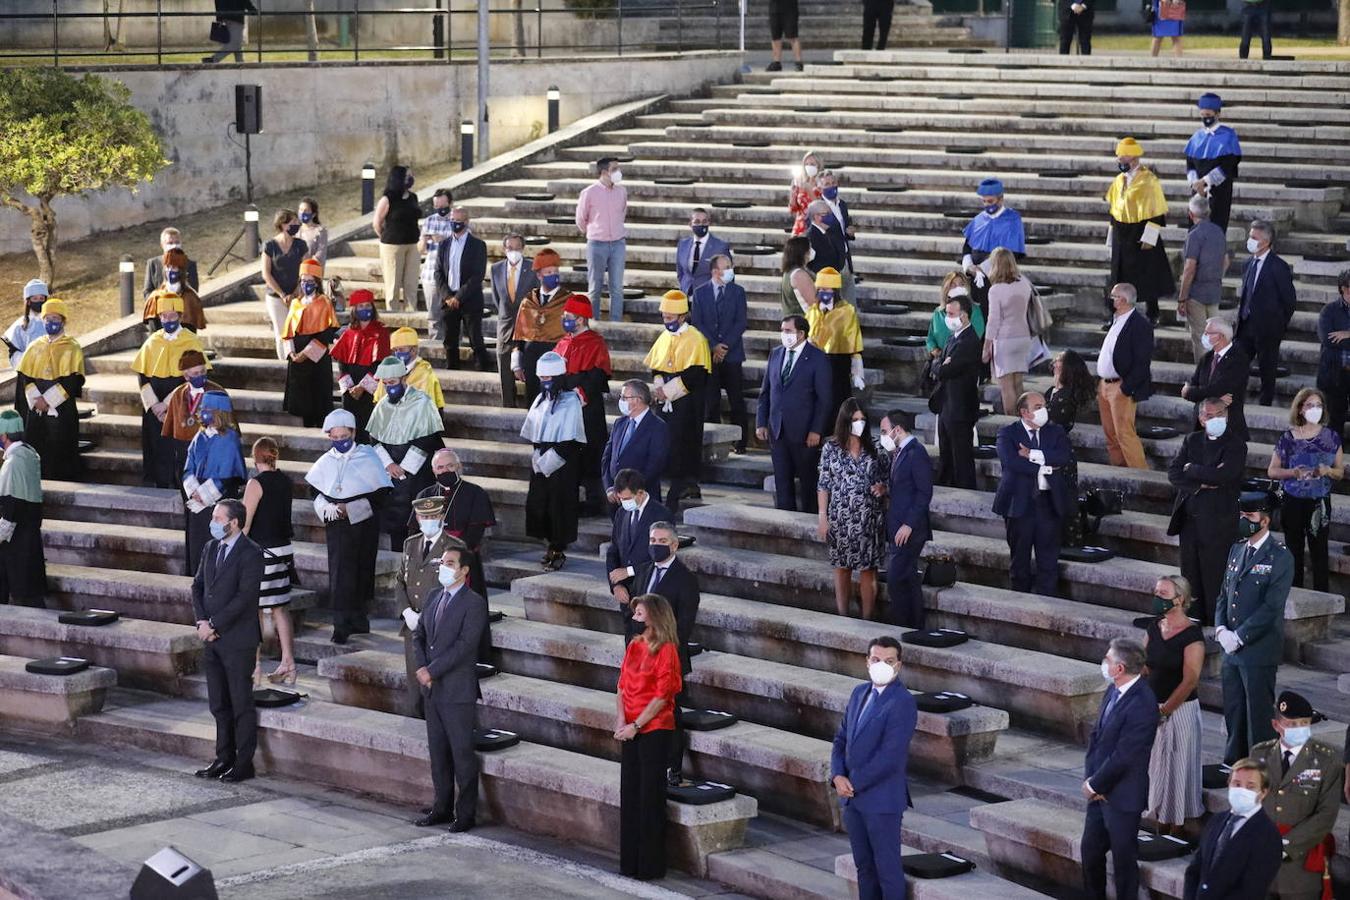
left=976, top=178, right=1004, bottom=197
left=200, top=391, right=233, bottom=413
left=1197, top=93, right=1222, bottom=111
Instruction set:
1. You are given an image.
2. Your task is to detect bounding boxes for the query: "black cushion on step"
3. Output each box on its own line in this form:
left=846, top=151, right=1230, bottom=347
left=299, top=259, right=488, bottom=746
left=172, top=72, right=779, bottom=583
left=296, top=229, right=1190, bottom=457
left=1249, top=364, right=1290, bottom=378
left=488, top=610, right=504, bottom=623
left=513, top=192, right=555, bottom=201
left=744, top=244, right=780, bottom=255
left=793, top=107, right=830, bottom=114
left=1061, top=546, right=1116, bottom=564
left=942, top=211, right=969, bottom=219
left=615, top=155, right=635, bottom=163
left=1037, top=171, right=1080, bottom=179
left=475, top=728, right=520, bottom=752
left=731, top=141, right=770, bottom=148
left=885, top=334, right=928, bottom=347
left=78, top=408, right=94, bottom=420
left=914, top=692, right=975, bottom=714
left=622, top=288, right=644, bottom=299
left=1202, top=763, right=1231, bottom=789
left=25, top=657, right=90, bottom=676
left=682, top=708, right=738, bottom=731
left=1136, top=833, right=1195, bottom=861
left=903, top=852, right=976, bottom=879
left=711, top=200, right=752, bottom=209
left=973, top=444, right=998, bottom=460
left=947, top=47, right=985, bottom=53
left=1139, top=424, right=1179, bottom=440
left=253, top=687, right=304, bottom=707
left=475, top=662, right=498, bottom=679
left=1032, top=285, right=1056, bottom=295
left=667, top=779, right=736, bottom=804
left=1021, top=111, right=1059, bottom=119
left=686, top=641, right=703, bottom=658
left=572, top=264, right=588, bottom=272
left=654, top=177, right=697, bottom=185
left=78, top=440, right=97, bottom=453
left=524, top=235, right=551, bottom=246
left=866, top=184, right=908, bottom=191
left=1026, top=235, right=1053, bottom=246
left=903, top=628, right=968, bottom=648
left=677, top=534, right=696, bottom=548
left=58, top=610, right=120, bottom=626
left=946, top=146, right=986, bottom=154
left=546, top=216, right=573, bottom=225
left=1303, top=253, right=1343, bottom=263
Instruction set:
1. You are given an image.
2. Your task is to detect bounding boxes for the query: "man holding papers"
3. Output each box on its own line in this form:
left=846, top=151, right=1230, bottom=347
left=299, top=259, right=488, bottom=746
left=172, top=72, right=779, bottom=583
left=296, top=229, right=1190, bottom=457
left=15, top=298, right=85, bottom=481
left=1105, top=138, right=1175, bottom=325
left=521, top=351, right=587, bottom=572
left=367, top=355, right=445, bottom=550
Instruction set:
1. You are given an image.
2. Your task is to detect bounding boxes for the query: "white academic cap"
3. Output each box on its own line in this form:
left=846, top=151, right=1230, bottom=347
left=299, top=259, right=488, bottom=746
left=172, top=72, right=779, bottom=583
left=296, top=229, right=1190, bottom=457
left=322, top=409, right=357, bottom=433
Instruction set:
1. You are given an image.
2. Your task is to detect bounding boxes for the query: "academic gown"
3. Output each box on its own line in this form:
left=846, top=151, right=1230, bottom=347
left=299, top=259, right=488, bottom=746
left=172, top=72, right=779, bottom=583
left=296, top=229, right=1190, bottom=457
left=182, top=428, right=247, bottom=574
left=0, top=442, right=45, bottom=606
left=1185, top=125, right=1242, bottom=231
left=643, top=326, right=712, bottom=487
left=414, top=479, right=497, bottom=598
left=963, top=207, right=1027, bottom=317
left=1106, top=167, right=1176, bottom=312
left=554, top=328, right=613, bottom=491
left=521, top=389, right=586, bottom=550
left=132, top=329, right=209, bottom=489
left=366, top=387, right=445, bottom=548
left=160, top=381, right=226, bottom=495
left=331, top=319, right=391, bottom=439
left=281, top=296, right=339, bottom=428
left=513, top=287, right=567, bottom=406
left=15, top=334, right=85, bottom=482
left=306, top=446, right=393, bottom=632
left=806, top=302, right=864, bottom=423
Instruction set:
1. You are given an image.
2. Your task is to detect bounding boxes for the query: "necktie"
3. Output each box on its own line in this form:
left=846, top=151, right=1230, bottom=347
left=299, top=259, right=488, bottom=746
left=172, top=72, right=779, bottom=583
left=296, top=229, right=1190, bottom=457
left=1101, top=685, right=1119, bottom=722
left=1215, top=813, right=1239, bottom=859
left=216, top=540, right=228, bottom=571
left=1241, top=542, right=1254, bottom=571
left=1030, top=428, right=1040, bottom=449
left=782, top=348, right=796, bottom=382
left=692, top=240, right=702, bottom=267
left=431, top=589, right=451, bottom=642
left=715, top=286, right=723, bottom=307
left=1209, top=352, right=1220, bottom=379
left=853, top=688, right=881, bottom=739
left=508, top=263, right=518, bottom=301
left=628, top=509, right=639, bottom=541
left=1282, top=750, right=1293, bottom=777
left=648, top=565, right=665, bottom=593
left=616, top=418, right=633, bottom=457
left=1241, top=261, right=1258, bottom=319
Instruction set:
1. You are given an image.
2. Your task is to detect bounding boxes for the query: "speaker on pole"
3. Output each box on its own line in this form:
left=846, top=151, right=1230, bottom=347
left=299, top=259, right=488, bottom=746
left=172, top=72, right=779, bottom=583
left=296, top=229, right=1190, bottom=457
left=130, top=846, right=218, bottom=899
left=234, top=84, right=262, bottom=135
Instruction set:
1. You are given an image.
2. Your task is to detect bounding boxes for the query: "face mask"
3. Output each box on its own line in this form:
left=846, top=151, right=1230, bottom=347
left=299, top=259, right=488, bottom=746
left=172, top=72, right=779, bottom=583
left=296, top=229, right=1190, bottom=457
left=823, top=186, right=839, bottom=200
left=1200, top=116, right=1216, bottom=129
left=818, top=291, right=836, bottom=308
left=162, top=319, right=180, bottom=334
left=26, top=301, right=44, bottom=313
left=539, top=378, right=555, bottom=395
left=621, top=497, right=639, bottom=512
left=868, top=660, right=897, bottom=686
left=200, top=411, right=215, bottom=427
left=287, top=223, right=301, bottom=236
left=541, top=273, right=561, bottom=291
left=44, top=321, right=62, bottom=336
left=691, top=224, right=709, bottom=237
left=437, top=471, right=460, bottom=488
left=984, top=202, right=1001, bottom=214
left=879, top=433, right=897, bottom=453
left=664, top=320, right=681, bottom=334
left=1304, top=406, right=1324, bottom=425
left=1117, top=162, right=1132, bottom=173
left=649, top=543, right=672, bottom=563
left=299, top=211, right=313, bottom=224
left=609, top=170, right=623, bottom=184
left=1151, top=595, right=1174, bottom=616
left=386, top=383, right=406, bottom=403
left=1031, top=407, right=1049, bottom=428
left=438, top=564, right=461, bottom=588
left=302, top=281, right=317, bottom=296
left=850, top=420, right=865, bottom=437
left=166, top=270, right=181, bottom=285
left=944, top=315, right=963, bottom=331
left=436, top=206, right=451, bottom=218
left=631, top=620, right=648, bottom=635
left=355, top=306, right=375, bottom=322
left=165, top=242, right=182, bottom=251
left=821, top=213, right=838, bottom=228
left=406, top=176, right=416, bottom=190
left=1282, top=725, right=1311, bottom=747
left=562, top=317, right=578, bottom=334
left=1204, top=417, right=1228, bottom=438
left=1201, top=333, right=1214, bottom=351
left=1100, top=659, right=1116, bottom=682
left=505, top=249, right=523, bottom=265
left=781, top=332, right=798, bottom=349
left=1246, top=237, right=1261, bottom=254
left=450, top=220, right=467, bottom=233
left=394, top=349, right=413, bottom=364
left=187, top=373, right=207, bottom=389
left=722, top=268, right=735, bottom=283
left=804, top=164, right=818, bottom=177
left=209, top=520, right=229, bottom=541
left=332, top=438, right=354, bottom=454
left=1238, top=516, right=1261, bottom=538
left=1227, top=786, right=1260, bottom=816
left=618, top=398, right=632, bottom=417
left=418, top=518, right=441, bottom=538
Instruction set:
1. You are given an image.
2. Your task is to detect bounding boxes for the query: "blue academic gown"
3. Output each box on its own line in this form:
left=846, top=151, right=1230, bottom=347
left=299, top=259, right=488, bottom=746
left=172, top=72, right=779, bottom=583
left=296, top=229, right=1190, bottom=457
left=182, top=428, right=247, bottom=574
left=1184, top=125, right=1242, bottom=230
left=962, top=206, right=1026, bottom=262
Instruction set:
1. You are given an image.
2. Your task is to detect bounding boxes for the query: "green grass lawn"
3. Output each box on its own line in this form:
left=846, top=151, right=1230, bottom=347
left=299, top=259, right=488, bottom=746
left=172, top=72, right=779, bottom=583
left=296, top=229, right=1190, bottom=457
left=1091, top=33, right=1341, bottom=50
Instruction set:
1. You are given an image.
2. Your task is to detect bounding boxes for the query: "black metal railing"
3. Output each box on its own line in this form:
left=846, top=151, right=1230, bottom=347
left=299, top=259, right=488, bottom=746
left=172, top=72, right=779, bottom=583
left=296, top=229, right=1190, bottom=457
left=0, top=0, right=733, bottom=68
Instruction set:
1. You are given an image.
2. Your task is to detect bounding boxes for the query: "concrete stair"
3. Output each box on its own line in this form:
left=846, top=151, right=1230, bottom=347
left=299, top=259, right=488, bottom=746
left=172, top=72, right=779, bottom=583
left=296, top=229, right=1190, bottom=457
left=0, top=653, right=116, bottom=733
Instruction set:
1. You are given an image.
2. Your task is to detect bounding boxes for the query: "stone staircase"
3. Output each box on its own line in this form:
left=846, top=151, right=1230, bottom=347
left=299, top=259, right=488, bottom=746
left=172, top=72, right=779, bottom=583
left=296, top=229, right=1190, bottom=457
left=5, top=49, right=1350, bottom=897
left=657, top=0, right=983, bottom=51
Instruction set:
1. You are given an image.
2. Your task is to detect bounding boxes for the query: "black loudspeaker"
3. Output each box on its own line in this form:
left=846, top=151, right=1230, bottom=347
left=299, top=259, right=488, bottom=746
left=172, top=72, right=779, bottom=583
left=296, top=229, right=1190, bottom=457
left=234, top=84, right=262, bottom=135
left=130, top=846, right=218, bottom=899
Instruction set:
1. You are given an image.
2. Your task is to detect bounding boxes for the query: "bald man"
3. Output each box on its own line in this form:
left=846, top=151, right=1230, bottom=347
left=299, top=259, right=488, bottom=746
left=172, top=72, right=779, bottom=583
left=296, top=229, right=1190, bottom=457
left=414, top=449, right=496, bottom=599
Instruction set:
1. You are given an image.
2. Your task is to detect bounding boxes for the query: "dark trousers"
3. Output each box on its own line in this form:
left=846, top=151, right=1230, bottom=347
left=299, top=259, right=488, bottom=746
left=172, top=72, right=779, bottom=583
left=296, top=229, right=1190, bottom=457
left=704, top=360, right=748, bottom=451
left=519, top=340, right=556, bottom=407
left=886, top=538, right=925, bottom=628
left=426, top=696, right=479, bottom=823
left=862, top=0, right=896, bottom=49
left=1221, top=661, right=1278, bottom=763
left=203, top=641, right=258, bottom=769
left=1180, top=514, right=1233, bottom=625
left=1283, top=495, right=1331, bottom=592
left=1322, top=375, right=1349, bottom=446
left=1058, top=14, right=1092, bottom=53
left=1239, top=1, right=1272, bottom=59
left=442, top=303, right=490, bottom=371
left=1005, top=494, right=1061, bottom=596
left=842, top=803, right=905, bottom=900
left=496, top=350, right=518, bottom=408
left=1081, top=800, right=1142, bottom=900
left=770, top=434, right=820, bottom=513
left=402, top=633, right=425, bottom=719
left=620, top=728, right=673, bottom=880
left=668, top=691, right=688, bottom=780
left=937, top=416, right=976, bottom=489
left=1235, top=325, right=1282, bottom=406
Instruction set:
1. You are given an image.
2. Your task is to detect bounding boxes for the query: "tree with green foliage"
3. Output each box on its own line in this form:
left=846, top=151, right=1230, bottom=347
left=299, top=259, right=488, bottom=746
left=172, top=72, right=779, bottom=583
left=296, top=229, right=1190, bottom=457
left=0, top=68, right=168, bottom=288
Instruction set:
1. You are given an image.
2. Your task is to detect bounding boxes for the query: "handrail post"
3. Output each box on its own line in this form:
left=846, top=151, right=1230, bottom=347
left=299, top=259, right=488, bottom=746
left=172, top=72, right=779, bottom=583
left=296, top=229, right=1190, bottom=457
left=617, top=0, right=623, bottom=56
left=156, top=0, right=163, bottom=65
left=52, top=0, right=59, bottom=66
left=354, top=0, right=360, bottom=62
left=256, top=0, right=264, bottom=62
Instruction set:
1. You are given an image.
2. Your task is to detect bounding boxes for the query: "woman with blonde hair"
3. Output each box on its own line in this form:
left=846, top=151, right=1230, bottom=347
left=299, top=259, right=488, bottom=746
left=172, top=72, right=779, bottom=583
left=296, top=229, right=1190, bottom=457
left=788, top=150, right=824, bottom=236
left=982, top=248, right=1034, bottom=414
left=925, top=271, right=986, bottom=360
left=1143, top=574, right=1204, bottom=837
left=615, top=593, right=683, bottom=880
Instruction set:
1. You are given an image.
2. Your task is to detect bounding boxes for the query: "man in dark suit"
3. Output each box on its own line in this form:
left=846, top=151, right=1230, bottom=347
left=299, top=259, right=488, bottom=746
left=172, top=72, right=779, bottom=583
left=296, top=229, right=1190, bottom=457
left=831, top=635, right=919, bottom=900
left=606, top=468, right=671, bottom=605
left=413, top=545, right=489, bottom=832
left=434, top=207, right=490, bottom=372
left=602, top=379, right=670, bottom=507
left=1081, top=637, right=1159, bottom=900
left=1216, top=491, right=1294, bottom=763
left=144, top=227, right=199, bottom=299
left=691, top=255, right=749, bottom=454
left=880, top=410, right=932, bottom=629
left=1315, top=271, right=1350, bottom=442
left=758, top=315, right=832, bottom=512
left=396, top=495, right=467, bottom=719
left=1183, top=758, right=1283, bottom=900
left=993, top=392, right=1072, bottom=596
left=805, top=200, right=856, bottom=306
left=490, top=233, right=538, bottom=408
left=675, top=207, right=731, bottom=297
left=1182, top=316, right=1250, bottom=442
left=1167, top=399, right=1247, bottom=626
left=930, top=293, right=981, bottom=489
left=1097, top=283, right=1154, bottom=469
left=1057, top=0, right=1093, bottom=53
left=1234, top=220, right=1297, bottom=407
left=190, top=499, right=265, bottom=783
left=627, top=522, right=701, bottom=785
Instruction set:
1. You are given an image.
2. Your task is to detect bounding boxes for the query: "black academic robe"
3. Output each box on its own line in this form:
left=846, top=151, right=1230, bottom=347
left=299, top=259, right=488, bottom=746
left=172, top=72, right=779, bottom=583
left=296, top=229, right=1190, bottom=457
left=375, top=432, right=444, bottom=548
left=282, top=327, right=337, bottom=428
left=339, top=360, right=379, bottom=441
left=1109, top=215, right=1176, bottom=313
left=139, top=373, right=183, bottom=489
left=15, top=373, right=84, bottom=482
left=1185, top=153, right=1240, bottom=232
left=525, top=437, right=583, bottom=551
left=558, top=366, right=610, bottom=482
left=412, top=478, right=497, bottom=597
left=652, top=365, right=707, bottom=482
left=0, top=495, right=45, bottom=606
left=313, top=484, right=390, bottom=630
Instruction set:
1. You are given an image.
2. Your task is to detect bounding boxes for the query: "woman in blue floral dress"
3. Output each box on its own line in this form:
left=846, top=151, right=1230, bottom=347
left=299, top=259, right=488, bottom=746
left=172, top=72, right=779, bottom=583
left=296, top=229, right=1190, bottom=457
left=1268, top=387, right=1343, bottom=591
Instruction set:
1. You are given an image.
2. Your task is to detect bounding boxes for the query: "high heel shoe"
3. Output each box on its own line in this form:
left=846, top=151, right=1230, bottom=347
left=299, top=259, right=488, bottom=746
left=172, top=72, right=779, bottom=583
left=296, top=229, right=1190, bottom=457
left=268, top=663, right=297, bottom=686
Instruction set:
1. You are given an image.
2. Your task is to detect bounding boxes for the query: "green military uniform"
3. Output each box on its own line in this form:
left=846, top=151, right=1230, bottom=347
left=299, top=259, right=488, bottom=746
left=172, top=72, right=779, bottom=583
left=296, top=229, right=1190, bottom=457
left=1252, top=733, right=1342, bottom=899
left=395, top=496, right=466, bottom=720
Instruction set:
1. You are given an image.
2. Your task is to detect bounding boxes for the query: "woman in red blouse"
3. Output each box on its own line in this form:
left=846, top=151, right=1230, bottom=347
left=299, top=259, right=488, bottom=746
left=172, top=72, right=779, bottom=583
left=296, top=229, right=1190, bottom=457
left=789, top=150, right=824, bottom=236
left=614, top=593, right=682, bottom=880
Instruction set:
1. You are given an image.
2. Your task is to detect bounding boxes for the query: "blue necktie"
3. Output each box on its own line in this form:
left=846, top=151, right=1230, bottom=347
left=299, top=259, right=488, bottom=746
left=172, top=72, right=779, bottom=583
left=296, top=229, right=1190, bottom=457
left=853, top=688, right=881, bottom=739
left=1241, top=261, right=1258, bottom=319
left=616, top=419, right=633, bottom=457
left=1101, top=685, right=1120, bottom=723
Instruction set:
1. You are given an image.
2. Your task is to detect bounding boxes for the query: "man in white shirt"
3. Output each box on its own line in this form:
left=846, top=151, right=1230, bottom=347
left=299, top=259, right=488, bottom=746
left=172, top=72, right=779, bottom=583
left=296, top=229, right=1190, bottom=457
left=419, top=190, right=456, bottom=341
left=1096, top=283, right=1152, bottom=469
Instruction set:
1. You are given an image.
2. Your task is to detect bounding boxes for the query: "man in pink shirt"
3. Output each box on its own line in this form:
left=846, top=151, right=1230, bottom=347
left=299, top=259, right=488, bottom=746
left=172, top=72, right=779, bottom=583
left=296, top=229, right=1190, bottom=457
left=574, top=157, right=627, bottom=321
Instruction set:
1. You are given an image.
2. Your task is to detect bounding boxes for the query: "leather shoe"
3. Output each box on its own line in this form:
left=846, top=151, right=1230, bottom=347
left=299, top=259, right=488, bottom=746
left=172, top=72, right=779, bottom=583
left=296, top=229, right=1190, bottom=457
left=194, top=760, right=232, bottom=779
left=449, top=817, right=475, bottom=833
left=415, top=812, right=452, bottom=827
left=219, top=765, right=255, bottom=783
left=330, top=630, right=350, bottom=645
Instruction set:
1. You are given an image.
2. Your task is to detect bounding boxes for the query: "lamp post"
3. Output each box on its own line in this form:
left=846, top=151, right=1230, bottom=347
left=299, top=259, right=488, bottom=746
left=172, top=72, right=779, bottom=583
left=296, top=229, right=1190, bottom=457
left=244, top=205, right=260, bottom=259
left=547, top=85, right=560, bottom=134
left=119, top=255, right=135, bottom=317
left=361, top=162, right=376, bottom=215
left=461, top=119, right=475, bottom=170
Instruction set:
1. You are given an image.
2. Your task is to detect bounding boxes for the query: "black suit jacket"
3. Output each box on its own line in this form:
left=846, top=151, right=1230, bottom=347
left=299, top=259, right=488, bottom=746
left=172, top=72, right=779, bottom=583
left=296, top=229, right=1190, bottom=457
left=1237, top=252, right=1297, bottom=337
left=435, top=234, right=488, bottom=314
left=413, top=584, right=489, bottom=703
left=1084, top=679, right=1159, bottom=812
left=806, top=223, right=849, bottom=276
left=1167, top=430, right=1246, bottom=536
left=191, top=535, right=265, bottom=652
left=1182, top=344, right=1251, bottom=441
left=1183, top=809, right=1283, bottom=900
left=1058, top=0, right=1093, bottom=22
left=143, top=256, right=200, bottom=299
left=1107, top=309, right=1154, bottom=401
left=607, top=499, right=673, bottom=590
left=930, top=326, right=981, bottom=422
left=626, top=557, right=700, bottom=675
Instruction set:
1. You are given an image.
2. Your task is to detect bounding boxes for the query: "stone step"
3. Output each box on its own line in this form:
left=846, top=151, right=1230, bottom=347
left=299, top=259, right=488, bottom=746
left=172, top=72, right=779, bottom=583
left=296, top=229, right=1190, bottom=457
left=1058, top=321, right=1324, bottom=370
left=0, top=652, right=116, bottom=732
left=831, top=49, right=1350, bottom=79
left=514, top=569, right=1103, bottom=743
left=319, top=651, right=842, bottom=829
left=76, top=690, right=757, bottom=877
left=707, top=848, right=854, bottom=900
left=833, top=849, right=1057, bottom=899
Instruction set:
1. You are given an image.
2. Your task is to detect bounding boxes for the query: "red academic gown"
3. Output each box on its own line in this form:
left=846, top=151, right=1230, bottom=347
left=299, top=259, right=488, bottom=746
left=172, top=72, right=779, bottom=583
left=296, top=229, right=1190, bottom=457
left=554, top=328, right=612, bottom=488
left=330, top=320, right=391, bottom=439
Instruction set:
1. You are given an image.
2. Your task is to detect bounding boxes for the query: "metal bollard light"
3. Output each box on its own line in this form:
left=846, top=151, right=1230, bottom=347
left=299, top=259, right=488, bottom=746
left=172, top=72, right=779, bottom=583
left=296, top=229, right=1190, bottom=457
left=244, top=205, right=260, bottom=259
left=547, top=85, right=560, bottom=134
left=460, top=120, right=475, bottom=171
left=361, top=162, right=376, bottom=215
left=119, top=255, right=135, bottom=317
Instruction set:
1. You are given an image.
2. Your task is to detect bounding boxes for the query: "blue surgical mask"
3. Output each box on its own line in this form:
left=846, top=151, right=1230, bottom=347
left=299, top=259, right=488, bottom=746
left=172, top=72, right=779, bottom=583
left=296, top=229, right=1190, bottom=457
left=450, top=220, right=467, bottom=233
left=302, top=281, right=317, bottom=296
left=209, top=520, right=228, bottom=540
left=355, top=306, right=375, bottom=322
left=332, top=438, right=354, bottom=454
left=200, top=410, right=215, bottom=427
left=166, top=269, right=181, bottom=285
left=44, top=320, right=62, bottom=336
left=187, top=373, right=207, bottom=389
left=818, top=290, right=835, bottom=306
left=438, top=564, right=461, bottom=587
left=394, top=350, right=413, bottom=364
left=1227, top=786, right=1260, bottom=816
left=822, top=213, right=837, bottom=228
left=1204, top=417, right=1228, bottom=438
left=621, top=497, right=639, bottom=512
left=983, top=202, right=1001, bottom=214
left=299, top=211, right=313, bottom=224
left=539, top=378, right=555, bottom=393
left=691, top=224, right=709, bottom=237
left=664, top=320, right=681, bottom=333
left=1282, top=725, right=1311, bottom=747
left=162, top=319, right=180, bottom=334
left=541, top=273, right=561, bottom=291
left=1201, top=333, right=1214, bottom=351
left=562, top=316, right=578, bottom=334
left=823, top=186, right=839, bottom=200
left=386, top=383, right=406, bottom=403
left=418, top=518, right=441, bottom=538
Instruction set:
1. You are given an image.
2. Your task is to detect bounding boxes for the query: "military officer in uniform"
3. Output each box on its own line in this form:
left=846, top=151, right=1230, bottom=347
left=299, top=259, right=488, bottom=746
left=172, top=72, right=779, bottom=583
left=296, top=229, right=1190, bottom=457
left=1216, top=491, right=1294, bottom=764
left=394, top=495, right=467, bottom=719
left=1251, top=690, right=1342, bottom=900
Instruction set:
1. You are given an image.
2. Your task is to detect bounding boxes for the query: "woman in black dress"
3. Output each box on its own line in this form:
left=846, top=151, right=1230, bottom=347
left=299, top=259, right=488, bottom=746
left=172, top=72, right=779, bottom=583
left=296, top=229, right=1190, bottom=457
left=1045, top=349, right=1096, bottom=548
left=1142, top=574, right=1205, bottom=836
left=372, top=165, right=421, bottom=313
left=242, top=436, right=297, bottom=685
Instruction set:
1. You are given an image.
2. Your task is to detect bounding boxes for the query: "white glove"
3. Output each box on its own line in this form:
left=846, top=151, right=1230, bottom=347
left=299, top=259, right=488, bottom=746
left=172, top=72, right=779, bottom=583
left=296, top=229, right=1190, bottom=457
left=852, top=375, right=866, bottom=391
left=961, top=253, right=975, bottom=272
left=972, top=270, right=987, bottom=290
left=850, top=355, right=866, bottom=391
left=1214, top=626, right=1240, bottom=654
left=401, top=608, right=420, bottom=631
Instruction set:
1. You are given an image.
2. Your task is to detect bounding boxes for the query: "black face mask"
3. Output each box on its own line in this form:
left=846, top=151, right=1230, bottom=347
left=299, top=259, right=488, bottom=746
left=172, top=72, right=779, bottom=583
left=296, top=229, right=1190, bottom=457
left=1117, top=162, right=1132, bottom=173
left=649, top=543, right=672, bottom=563
left=437, top=472, right=460, bottom=489
left=1200, top=116, right=1216, bottom=128
left=631, top=621, right=648, bottom=634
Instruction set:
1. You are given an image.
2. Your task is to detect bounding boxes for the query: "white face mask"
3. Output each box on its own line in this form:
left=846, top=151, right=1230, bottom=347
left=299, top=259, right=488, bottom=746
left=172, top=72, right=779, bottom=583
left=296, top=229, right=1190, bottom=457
left=1304, top=406, right=1323, bottom=425
left=505, top=249, right=523, bottom=265
left=1100, top=659, right=1116, bottom=682
left=418, top=518, right=441, bottom=538
left=879, top=432, right=897, bottom=453
left=620, top=497, right=639, bottom=512
left=722, top=268, right=735, bottom=283
left=1246, top=237, right=1262, bottom=254
left=617, top=398, right=631, bottom=417
left=944, top=315, right=963, bottom=331
left=1227, top=786, right=1261, bottom=816
left=1282, top=725, right=1312, bottom=748
left=438, top=564, right=462, bottom=588
left=1204, top=417, right=1228, bottom=438
left=804, top=164, right=819, bottom=177
left=609, top=169, right=623, bottom=184
left=850, top=420, right=865, bottom=437
left=781, top=332, right=799, bottom=349
left=1201, top=333, right=1214, bottom=351
left=868, top=659, right=897, bottom=686
left=1031, top=407, right=1049, bottom=428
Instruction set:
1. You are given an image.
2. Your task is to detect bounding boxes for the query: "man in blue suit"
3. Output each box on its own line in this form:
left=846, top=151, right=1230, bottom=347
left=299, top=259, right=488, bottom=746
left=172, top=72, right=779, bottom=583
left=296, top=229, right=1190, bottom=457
left=605, top=468, right=671, bottom=605
left=880, top=410, right=932, bottom=629
left=1233, top=219, right=1297, bottom=406
left=691, top=255, right=749, bottom=454
left=1081, top=637, right=1159, bottom=900
left=675, top=208, right=731, bottom=297
left=831, top=635, right=918, bottom=900
left=601, top=379, right=670, bottom=507
left=757, top=315, right=832, bottom=512
left=1183, top=758, right=1282, bottom=900
left=992, top=391, right=1072, bottom=596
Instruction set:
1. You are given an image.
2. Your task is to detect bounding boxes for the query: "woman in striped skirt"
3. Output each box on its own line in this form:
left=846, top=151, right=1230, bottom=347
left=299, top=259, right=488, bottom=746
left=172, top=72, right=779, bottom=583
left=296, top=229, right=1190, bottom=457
left=1143, top=574, right=1205, bottom=836
left=242, top=437, right=297, bottom=685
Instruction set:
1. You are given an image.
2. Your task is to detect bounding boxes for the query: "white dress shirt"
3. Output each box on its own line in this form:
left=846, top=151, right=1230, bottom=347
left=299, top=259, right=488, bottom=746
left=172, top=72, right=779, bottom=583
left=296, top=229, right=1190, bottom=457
left=1097, top=310, right=1133, bottom=380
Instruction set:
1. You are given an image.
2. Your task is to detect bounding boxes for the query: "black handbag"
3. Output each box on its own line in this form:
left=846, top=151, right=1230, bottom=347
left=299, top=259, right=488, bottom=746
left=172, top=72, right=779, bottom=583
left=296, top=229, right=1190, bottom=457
left=667, top=780, right=736, bottom=805
left=682, top=709, right=738, bottom=731
left=922, top=556, right=958, bottom=587
left=1136, top=832, right=1195, bottom=861
left=209, top=20, right=231, bottom=44
left=475, top=728, right=520, bottom=752
left=253, top=687, right=304, bottom=707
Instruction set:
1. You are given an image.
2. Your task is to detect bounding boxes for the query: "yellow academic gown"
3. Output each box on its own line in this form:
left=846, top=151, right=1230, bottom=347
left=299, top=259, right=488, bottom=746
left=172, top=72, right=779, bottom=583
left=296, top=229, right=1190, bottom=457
left=1105, top=167, right=1175, bottom=309
left=643, top=325, right=712, bottom=484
